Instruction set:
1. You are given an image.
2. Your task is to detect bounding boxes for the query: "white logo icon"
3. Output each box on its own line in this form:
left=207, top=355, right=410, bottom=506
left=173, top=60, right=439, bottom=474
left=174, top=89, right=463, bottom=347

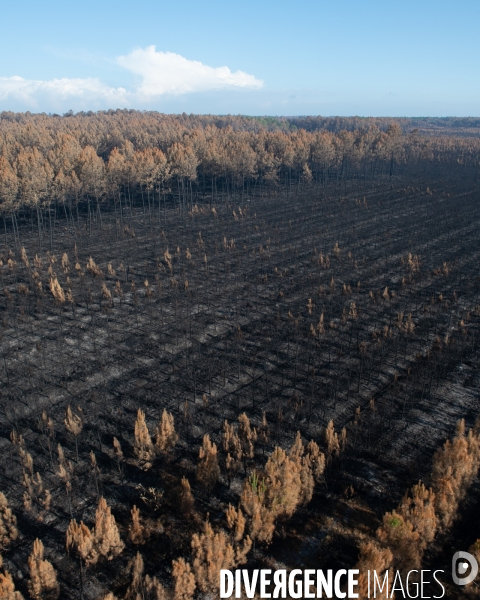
left=452, top=551, right=478, bottom=585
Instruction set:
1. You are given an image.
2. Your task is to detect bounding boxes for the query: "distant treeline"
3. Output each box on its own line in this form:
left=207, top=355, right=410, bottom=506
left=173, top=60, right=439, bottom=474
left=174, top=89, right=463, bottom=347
left=1, top=110, right=480, bottom=236
left=2, top=110, right=480, bottom=135
left=286, top=115, right=480, bottom=135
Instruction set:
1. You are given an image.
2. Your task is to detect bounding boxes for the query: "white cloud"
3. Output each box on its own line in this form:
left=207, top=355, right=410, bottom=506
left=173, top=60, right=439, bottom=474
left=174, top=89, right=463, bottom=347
left=0, top=76, right=127, bottom=110
left=0, top=47, right=263, bottom=110
left=117, top=45, right=263, bottom=97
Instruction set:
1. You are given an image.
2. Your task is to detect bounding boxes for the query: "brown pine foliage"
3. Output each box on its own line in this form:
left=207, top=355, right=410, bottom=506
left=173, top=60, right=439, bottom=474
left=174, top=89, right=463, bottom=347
left=240, top=472, right=276, bottom=545
left=155, top=410, right=178, bottom=456
left=289, top=431, right=304, bottom=461
left=56, top=444, right=73, bottom=498
left=222, top=421, right=242, bottom=484
left=355, top=541, right=393, bottom=600
left=289, top=433, right=315, bottom=505
left=94, top=497, right=125, bottom=560
left=0, top=156, right=19, bottom=214
left=113, top=437, right=123, bottom=460
left=376, top=510, right=421, bottom=572
left=469, top=538, right=480, bottom=566
left=126, top=552, right=144, bottom=600
left=64, top=405, right=83, bottom=461
left=298, top=453, right=315, bottom=505
left=125, top=552, right=166, bottom=600
left=237, top=412, right=257, bottom=459
left=86, top=257, right=102, bottom=277
left=48, top=277, right=65, bottom=303
left=178, top=477, right=195, bottom=515
left=101, top=282, right=112, bottom=302
left=397, top=482, right=436, bottom=548
left=0, top=493, right=18, bottom=551
left=264, top=446, right=302, bottom=518
left=20, top=247, right=29, bottom=268
left=306, top=440, right=326, bottom=482
left=222, top=420, right=242, bottom=459
left=196, top=435, right=220, bottom=492
left=66, top=499, right=124, bottom=566
left=64, top=405, right=82, bottom=436
left=61, top=253, right=69, bottom=273
left=144, top=575, right=166, bottom=600
left=21, top=451, right=47, bottom=514
left=171, top=558, right=195, bottom=600
left=27, top=539, right=60, bottom=600
left=325, top=420, right=340, bottom=458
left=239, top=439, right=317, bottom=547
left=134, top=409, right=155, bottom=465
left=431, top=419, right=480, bottom=528
left=225, top=504, right=246, bottom=543
left=0, top=559, right=24, bottom=600
left=368, top=417, right=480, bottom=578
left=191, top=521, right=236, bottom=593
left=224, top=504, right=252, bottom=562
left=66, top=520, right=98, bottom=566
left=128, top=506, right=147, bottom=545
left=259, top=411, right=270, bottom=448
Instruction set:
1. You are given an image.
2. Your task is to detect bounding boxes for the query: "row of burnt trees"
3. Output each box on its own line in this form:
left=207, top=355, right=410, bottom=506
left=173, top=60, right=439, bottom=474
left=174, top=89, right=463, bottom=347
left=1, top=112, right=480, bottom=246
left=2, top=235, right=478, bottom=451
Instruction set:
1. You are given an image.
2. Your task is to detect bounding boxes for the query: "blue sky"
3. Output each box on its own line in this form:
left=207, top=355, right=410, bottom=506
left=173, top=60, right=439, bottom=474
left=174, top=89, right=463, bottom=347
left=0, top=0, right=479, bottom=116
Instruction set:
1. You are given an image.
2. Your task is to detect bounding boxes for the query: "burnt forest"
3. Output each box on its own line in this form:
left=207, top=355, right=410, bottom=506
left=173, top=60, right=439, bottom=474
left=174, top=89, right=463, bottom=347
left=0, top=111, right=479, bottom=599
